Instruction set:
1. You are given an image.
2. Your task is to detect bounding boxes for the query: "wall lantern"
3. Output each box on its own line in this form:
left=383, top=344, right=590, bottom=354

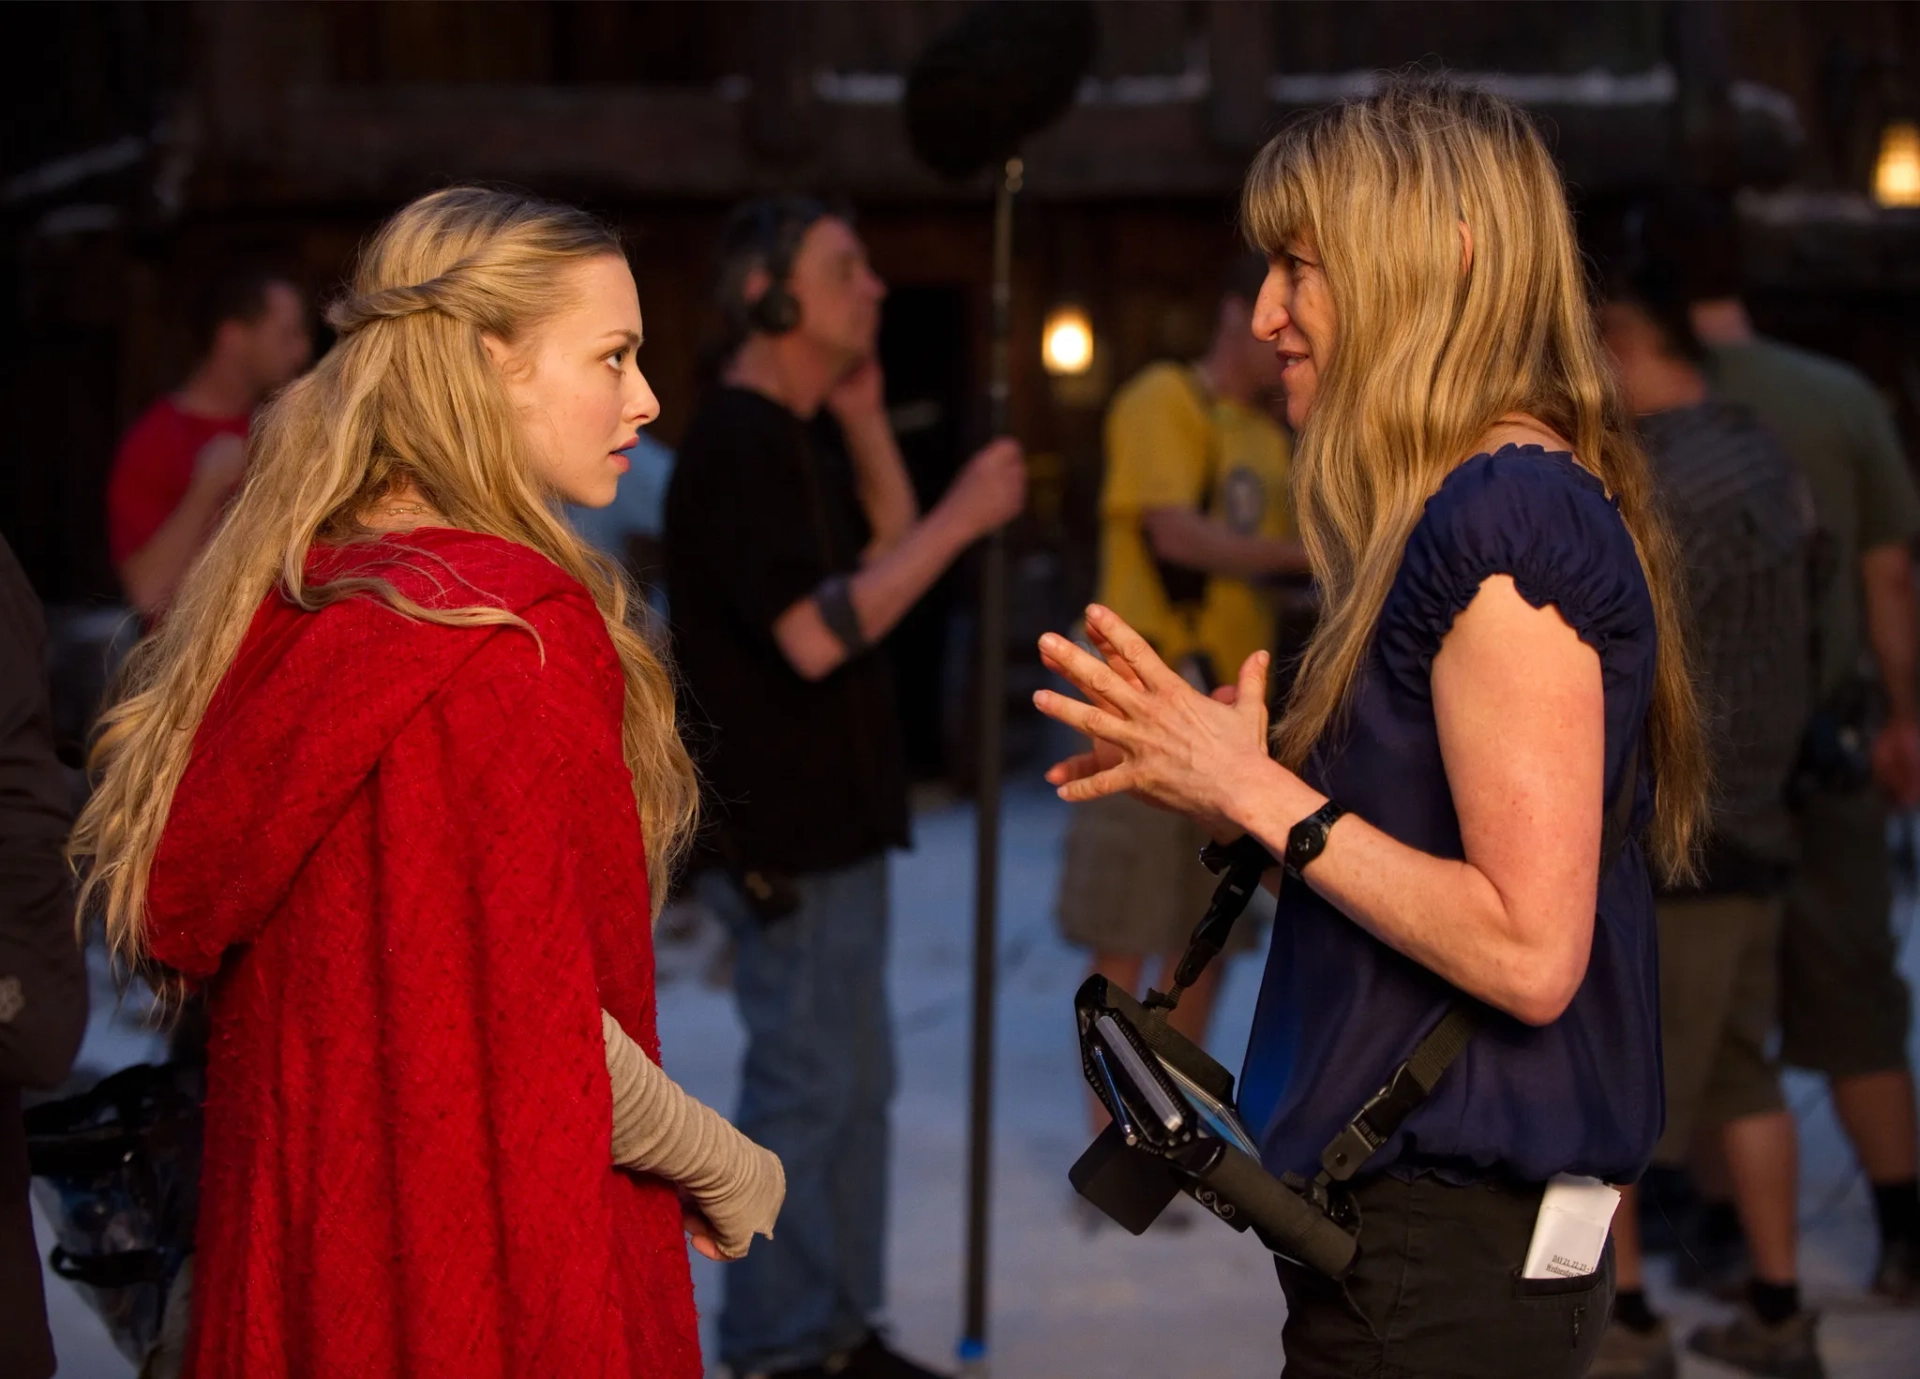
left=1042, top=304, right=1095, bottom=376
left=1874, top=120, right=1920, bottom=209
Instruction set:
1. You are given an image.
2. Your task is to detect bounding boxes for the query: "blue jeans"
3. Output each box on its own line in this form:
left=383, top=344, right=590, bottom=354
left=700, top=856, right=896, bottom=1374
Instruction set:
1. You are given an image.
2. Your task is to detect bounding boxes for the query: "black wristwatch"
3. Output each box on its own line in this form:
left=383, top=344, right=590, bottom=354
left=1285, top=801, right=1348, bottom=878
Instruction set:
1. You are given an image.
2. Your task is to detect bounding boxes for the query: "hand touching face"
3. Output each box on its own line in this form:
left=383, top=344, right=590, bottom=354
left=486, top=254, right=660, bottom=509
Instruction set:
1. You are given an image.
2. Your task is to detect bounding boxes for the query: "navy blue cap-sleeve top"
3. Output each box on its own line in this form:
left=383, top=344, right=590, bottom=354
left=1237, top=446, right=1663, bottom=1185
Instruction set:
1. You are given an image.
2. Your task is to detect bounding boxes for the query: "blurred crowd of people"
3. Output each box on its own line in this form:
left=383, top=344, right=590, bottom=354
left=4, top=159, right=1920, bottom=1379
left=1586, top=194, right=1920, bottom=1378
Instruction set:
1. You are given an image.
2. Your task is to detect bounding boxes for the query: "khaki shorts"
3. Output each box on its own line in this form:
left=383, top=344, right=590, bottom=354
left=1054, top=792, right=1265, bottom=958
left=1652, top=893, right=1787, bottom=1165
left=1779, top=786, right=1913, bottom=1078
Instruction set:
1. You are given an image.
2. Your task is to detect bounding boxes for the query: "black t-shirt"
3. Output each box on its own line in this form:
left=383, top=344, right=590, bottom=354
left=664, top=386, right=910, bottom=876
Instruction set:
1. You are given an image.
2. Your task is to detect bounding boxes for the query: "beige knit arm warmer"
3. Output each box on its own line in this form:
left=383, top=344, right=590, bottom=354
left=602, top=1010, right=785, bottom=1260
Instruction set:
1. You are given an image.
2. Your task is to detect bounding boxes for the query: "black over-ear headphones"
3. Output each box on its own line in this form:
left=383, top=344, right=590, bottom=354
left=720, top=197, right=832, bottom=339
left=749, top=274, right=801, bottom=336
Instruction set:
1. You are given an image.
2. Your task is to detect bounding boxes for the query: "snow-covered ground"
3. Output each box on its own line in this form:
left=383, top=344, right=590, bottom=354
left=37, top=783, right=1920, bottom=1377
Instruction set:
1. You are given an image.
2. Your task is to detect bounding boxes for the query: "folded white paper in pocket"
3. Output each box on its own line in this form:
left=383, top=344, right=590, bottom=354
left=1521, top=1174, right=1621, bottom=1280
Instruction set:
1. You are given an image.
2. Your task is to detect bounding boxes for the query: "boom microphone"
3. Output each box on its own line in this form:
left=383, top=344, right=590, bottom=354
left=903, top=1, right=1099, bottom=180
left=912, top=7, right=1099, bottom=1363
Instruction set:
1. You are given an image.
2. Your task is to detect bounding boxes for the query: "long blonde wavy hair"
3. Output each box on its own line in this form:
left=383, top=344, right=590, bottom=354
left=1244, top=78, right=1706, bottom=880
left=71, top=186, right=700, bottom=975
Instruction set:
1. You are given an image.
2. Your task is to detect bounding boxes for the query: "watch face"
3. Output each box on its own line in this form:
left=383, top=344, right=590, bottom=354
left=1287, top=805, right=1339, bottom=871
left=1158, top=1055, right=1261, bottom=1156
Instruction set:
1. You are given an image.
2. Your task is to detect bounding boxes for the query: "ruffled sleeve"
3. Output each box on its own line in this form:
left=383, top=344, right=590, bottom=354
left=1375, top=447, right=1652, bottom=698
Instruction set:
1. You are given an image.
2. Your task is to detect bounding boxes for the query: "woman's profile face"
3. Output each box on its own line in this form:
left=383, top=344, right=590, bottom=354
left=1252, top=235, right=1336, bottom=432
left=489, top=254, right=660, bottom=509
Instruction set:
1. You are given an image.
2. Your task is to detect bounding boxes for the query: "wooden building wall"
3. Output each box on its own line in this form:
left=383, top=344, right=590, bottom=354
left=4, top=0, right=1919, bottom=620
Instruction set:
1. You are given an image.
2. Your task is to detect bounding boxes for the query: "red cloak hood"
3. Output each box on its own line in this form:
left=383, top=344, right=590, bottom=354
left=149, top=532, right=586, bottom=977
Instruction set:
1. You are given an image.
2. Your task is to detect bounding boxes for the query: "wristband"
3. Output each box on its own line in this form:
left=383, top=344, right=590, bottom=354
left=814, top=573, right=868, bottom=655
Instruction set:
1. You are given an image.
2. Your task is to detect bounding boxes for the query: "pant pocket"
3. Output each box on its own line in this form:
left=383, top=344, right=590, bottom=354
left=1509, top=1269, right=1608, bottom=1299
left=1506, top=1249, right=1613, bottom=1374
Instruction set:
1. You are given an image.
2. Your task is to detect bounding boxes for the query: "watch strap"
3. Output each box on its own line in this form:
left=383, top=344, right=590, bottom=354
left=1285, top=801, right=1348, bottom=877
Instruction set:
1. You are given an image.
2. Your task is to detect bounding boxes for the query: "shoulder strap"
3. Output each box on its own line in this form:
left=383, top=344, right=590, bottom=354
left=1315, top=1000, right=1480, bottom=1184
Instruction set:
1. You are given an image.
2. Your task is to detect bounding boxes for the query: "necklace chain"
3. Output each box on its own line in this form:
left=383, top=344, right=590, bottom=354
left=370, top=500, right=440, bottom=523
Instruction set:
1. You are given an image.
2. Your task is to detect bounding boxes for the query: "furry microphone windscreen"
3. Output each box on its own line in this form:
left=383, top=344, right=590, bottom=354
left=904, top=1, right=1099, bottom=180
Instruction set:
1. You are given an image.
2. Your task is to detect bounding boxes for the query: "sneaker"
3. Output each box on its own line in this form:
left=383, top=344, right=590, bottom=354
left=838, top=1333, right=951, bottom=1379
left=1871, top=1235, right=1920, bottom=1304
left=1588, top=1317, right=1676, bottom=1379
left=1686, top=1305, right=1825, bottom=1379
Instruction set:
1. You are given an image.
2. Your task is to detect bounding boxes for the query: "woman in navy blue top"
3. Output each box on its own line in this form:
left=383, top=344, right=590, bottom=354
left=1236, top=445, right=1665, bottom=1186
left=1036, top=80, right=1707, bottom=1378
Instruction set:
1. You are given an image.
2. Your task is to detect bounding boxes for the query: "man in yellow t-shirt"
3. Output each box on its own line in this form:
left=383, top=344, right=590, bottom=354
left=1097, top=358, right=1297, bottom=689
left=1057, top=255, right=1307, bottom=1099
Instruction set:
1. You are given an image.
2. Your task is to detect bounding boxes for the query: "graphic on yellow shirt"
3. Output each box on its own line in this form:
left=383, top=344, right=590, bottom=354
left=1097, top=361, right=1293, bottom=683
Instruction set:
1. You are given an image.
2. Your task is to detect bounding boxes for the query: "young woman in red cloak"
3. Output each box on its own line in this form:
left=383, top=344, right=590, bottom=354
left=69, top=187, right=783, bottom=1379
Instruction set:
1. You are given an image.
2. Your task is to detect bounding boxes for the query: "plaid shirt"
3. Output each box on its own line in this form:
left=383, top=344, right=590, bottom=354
left=1643, top=400, right=1815, bottom=889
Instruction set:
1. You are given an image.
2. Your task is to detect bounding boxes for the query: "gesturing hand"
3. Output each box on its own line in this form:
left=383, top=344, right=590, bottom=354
left=1034, top=604, right=1275, bottom=826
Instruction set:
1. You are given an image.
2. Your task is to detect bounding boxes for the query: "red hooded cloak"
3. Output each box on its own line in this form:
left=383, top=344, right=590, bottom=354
left=144, top=529, right=701, bottom=1378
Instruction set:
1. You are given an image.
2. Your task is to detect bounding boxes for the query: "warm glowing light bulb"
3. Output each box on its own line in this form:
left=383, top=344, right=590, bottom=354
left=1043, top=306, right=1094, bottom=376
left=1875, top=121, right=1920, bottom=209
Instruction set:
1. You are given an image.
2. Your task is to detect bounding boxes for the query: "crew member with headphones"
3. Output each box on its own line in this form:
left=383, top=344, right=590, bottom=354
left=663, top=199, right=1024, bottom=1379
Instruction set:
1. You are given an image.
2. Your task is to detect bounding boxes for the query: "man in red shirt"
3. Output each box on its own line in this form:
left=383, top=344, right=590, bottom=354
left=108, top=265, right=312, bottom=615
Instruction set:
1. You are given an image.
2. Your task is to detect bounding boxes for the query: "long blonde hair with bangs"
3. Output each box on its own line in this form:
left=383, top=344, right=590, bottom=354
left=71, top=186, right=699, bottom=975
left=1243, top=78, right=1706, bottom=881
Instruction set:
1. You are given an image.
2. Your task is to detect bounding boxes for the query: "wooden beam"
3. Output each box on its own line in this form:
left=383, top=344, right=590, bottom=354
left=200, top=83, right=1802, bottom=208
